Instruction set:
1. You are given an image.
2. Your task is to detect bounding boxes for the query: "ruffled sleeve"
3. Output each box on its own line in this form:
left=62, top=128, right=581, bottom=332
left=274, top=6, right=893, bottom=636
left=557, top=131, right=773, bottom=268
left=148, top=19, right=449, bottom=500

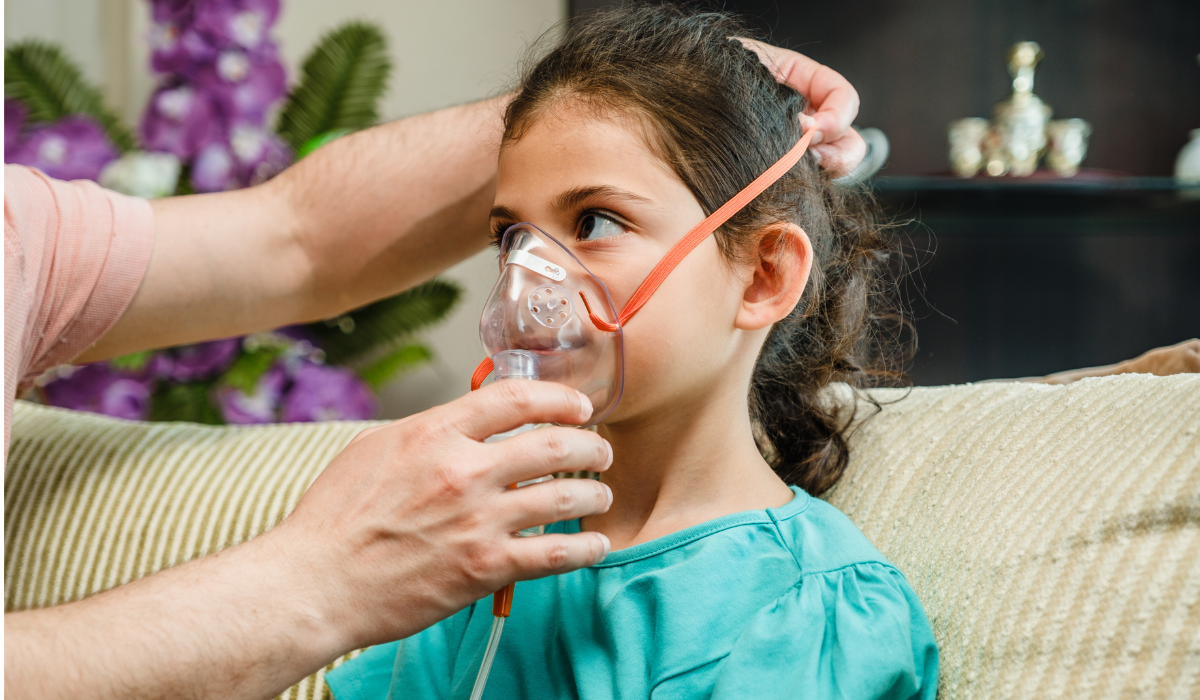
left=708, top=562, right=938, bottom=700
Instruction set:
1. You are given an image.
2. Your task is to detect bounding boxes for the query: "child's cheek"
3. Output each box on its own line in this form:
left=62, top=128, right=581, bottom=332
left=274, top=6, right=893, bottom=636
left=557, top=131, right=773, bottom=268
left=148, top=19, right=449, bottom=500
left=596, top=244, right=739, bottom=422
left=605, top=293, right=714, bottom=420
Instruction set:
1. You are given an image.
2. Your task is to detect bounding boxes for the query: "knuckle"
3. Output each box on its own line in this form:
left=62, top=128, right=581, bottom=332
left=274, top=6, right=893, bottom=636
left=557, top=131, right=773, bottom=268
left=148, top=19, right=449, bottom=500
left=461, top=542, right=503, bottom=586
left=544, top=541, right=571, bottom=571
left=432, top=460, right=471, bottom=498
left=553, top=482, right=577, bottom=518
left=541, top=432, right=571, bottom=464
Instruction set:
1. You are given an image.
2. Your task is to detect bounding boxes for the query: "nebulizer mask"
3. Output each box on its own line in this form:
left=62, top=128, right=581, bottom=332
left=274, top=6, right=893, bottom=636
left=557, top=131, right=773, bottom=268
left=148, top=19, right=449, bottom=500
left=467, top=127, right=815, bottom=700
left=474, top=222, right=626, bottom=424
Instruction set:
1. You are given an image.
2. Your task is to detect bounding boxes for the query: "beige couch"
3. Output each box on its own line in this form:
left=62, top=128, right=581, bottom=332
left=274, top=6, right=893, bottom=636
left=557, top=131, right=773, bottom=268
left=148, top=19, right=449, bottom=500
left=6, top=373, right=1199, bottom=699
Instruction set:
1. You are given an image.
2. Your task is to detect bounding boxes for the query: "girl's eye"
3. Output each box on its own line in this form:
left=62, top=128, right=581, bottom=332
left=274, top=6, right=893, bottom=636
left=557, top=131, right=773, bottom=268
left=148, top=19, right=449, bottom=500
left=577, top=213, right=626, bottom=242
left=491, top=221, right=512, bottom=245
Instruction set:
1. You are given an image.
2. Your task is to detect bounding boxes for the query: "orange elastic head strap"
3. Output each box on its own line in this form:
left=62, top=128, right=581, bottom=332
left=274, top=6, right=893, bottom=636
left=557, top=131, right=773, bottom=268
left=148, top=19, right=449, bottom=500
left=471, top=126, right=815, bottom=391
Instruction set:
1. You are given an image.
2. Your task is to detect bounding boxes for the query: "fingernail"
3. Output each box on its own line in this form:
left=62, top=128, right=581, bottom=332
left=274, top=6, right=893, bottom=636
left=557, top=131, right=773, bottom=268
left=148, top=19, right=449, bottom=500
left=603, top=440, right=614, bottom=470
left=810, top=129, right=825, bottom=146
left=576, top=391, right=593, bottom=421
left=603, top=482, right=613, bottom=510
left=595, top=533, right=611, bottom=562
left=798, top=113, right=815, bottom=129
left=810, top=148, right=823, bottom=166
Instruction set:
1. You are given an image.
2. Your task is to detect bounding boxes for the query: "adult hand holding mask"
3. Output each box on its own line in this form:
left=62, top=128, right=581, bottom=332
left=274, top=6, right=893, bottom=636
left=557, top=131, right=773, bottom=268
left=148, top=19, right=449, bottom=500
left=281, top=379, right=614, bottom=649
left=5, top=380, right=614, bottom=700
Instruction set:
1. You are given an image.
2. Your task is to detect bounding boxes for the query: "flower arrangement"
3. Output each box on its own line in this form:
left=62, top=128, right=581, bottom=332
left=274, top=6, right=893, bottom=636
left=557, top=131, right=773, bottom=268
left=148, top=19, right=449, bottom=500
left=5, top=0, right=460, bottom=424
left=141, top=0, right=292, bottom=192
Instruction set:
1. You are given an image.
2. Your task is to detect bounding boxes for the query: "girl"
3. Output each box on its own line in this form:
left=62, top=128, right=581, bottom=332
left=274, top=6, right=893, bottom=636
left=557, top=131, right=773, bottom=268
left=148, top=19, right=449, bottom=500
left=329, top=6, right=937, bottom=699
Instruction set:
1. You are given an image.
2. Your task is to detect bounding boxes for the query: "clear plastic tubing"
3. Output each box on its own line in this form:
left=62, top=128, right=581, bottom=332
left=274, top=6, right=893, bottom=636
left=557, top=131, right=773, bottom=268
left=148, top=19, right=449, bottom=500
left=469, top=616, right=506, bottom=700
left=470, top=352, right=551, bottom=700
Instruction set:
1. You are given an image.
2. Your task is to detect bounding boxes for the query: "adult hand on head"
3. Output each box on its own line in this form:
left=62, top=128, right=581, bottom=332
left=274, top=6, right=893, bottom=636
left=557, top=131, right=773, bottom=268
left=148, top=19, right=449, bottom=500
left=737, top=39, right=867, bottom=178
left=280, top=378, right=614, bottom=650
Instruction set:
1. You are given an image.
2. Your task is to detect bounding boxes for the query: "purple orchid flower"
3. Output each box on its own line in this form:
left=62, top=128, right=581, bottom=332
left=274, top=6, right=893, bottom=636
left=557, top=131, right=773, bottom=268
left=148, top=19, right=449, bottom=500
left=140, top=83, right=223, bottom=159
left=6, top=99, right=28, bottom=154
left=190, top=140, right=237, bottom=191
left=280, top=362, right=378, bottom=423
left=130, top=352, right=176, bottom=382
left=189, top=124, right=290, bottom=192
left=193, top=49, right=287, bottom=124
left=190, top=118, right=294, bottom=193
left=150, top=23, right=218, bottom=75
left=229, top=124, right=291, bottom=184
left=194, top=0, right=281, bottom=50
left=169, top=338, right=241, bottom=382
left=7, top=115, right=119, bottom=182
left=218, top=364, right=287, bottom=424
left=44, top=364, right=152, bottom=421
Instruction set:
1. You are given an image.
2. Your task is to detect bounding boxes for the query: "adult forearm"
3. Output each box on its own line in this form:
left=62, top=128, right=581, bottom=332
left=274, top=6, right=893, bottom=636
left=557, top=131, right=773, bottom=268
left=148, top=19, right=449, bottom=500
left=4, top=531, right=343, bottom=700
left=282, top=95, right=507, bottom=317
left=80, top=95, right=507, bottom=362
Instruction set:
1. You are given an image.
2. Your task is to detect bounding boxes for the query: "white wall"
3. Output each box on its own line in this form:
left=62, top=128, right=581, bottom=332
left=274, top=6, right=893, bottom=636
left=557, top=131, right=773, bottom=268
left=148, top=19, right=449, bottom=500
left=5, top=0, right=568, bottom=419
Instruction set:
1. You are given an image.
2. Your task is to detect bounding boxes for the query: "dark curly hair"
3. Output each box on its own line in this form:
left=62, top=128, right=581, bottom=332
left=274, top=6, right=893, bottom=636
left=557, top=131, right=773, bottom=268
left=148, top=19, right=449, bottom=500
left=503, top=4, right=910, bottom=496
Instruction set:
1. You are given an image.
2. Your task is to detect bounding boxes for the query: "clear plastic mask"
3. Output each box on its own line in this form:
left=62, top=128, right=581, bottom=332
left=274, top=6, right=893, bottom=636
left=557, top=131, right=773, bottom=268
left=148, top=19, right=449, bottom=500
left=478, top=223, right=624, bottom=426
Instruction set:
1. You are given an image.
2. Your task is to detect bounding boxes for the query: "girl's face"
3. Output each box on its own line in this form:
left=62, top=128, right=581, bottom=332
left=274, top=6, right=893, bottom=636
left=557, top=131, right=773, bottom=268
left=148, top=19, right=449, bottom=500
left=492, top=100, right=791, bottom=425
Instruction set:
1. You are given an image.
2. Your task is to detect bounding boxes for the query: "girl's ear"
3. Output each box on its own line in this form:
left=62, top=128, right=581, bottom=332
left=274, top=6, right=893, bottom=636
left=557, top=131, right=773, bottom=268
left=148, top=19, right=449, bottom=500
left=734, top=223, right=813, bottom=331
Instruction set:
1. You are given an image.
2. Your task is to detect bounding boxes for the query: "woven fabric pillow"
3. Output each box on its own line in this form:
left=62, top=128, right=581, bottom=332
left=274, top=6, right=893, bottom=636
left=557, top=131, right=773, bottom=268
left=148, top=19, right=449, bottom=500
left=7, top=373, right=1199, bottom=699
left=5, top=402, right=381, bottom=700
left=825, top=373, right=1200, bottom=699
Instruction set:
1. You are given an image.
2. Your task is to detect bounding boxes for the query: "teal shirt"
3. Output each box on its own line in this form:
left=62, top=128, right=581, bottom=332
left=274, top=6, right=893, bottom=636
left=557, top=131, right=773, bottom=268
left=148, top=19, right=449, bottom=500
left=327, top=487, right=938, bottom=700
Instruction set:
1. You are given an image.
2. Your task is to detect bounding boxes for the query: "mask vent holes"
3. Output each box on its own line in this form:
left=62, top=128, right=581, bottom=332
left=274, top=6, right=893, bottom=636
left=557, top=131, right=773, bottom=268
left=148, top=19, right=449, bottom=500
left=528, top=285, right=573, bottom=328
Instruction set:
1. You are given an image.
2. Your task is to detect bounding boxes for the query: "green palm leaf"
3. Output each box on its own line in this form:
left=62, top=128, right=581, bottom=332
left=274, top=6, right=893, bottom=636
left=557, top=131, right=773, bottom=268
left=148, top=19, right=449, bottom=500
left=4, top=41, right=137, bottom=152
left=276, top=22, right=391, bottom=152
left=359, top=343, right=433, bottom=390
left=308, top=279, right=461, bottom=366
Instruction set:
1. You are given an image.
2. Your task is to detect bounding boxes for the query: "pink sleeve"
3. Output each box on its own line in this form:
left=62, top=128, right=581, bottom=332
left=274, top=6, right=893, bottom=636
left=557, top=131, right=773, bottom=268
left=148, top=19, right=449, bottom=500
left=4, top=165, right=156, bottom=452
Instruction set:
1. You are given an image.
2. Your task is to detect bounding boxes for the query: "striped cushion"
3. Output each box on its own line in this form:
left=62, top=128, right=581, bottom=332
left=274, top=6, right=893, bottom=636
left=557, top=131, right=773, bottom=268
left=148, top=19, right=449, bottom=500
left=5, top=403, right=381, bottom=700
left=826, top=373, right=1200, bottom=699
left=6, top=373, right=1200, bottom=699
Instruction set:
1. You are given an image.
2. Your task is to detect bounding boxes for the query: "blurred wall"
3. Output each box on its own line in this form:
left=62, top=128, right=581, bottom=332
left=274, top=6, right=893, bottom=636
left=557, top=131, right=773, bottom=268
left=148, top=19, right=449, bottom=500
left=718, top=0, right=1199, bottom=176
left=5, top=0, right=568, bottom=419
left=574, top=0, right=1200, bottom=176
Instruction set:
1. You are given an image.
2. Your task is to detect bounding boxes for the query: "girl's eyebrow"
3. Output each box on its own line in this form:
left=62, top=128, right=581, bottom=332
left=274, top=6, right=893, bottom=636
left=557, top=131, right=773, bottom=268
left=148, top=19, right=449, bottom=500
left=489, top=186, right=655, bottom=224
left=550, top=185, right=654, bottom=213
left=489, top=205, right=520, bottom=222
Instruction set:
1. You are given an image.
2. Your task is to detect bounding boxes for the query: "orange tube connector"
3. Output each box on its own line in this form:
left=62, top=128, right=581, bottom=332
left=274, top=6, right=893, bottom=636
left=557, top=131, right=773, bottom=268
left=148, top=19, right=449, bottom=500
left=492, top=582, right=514, bottom=618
